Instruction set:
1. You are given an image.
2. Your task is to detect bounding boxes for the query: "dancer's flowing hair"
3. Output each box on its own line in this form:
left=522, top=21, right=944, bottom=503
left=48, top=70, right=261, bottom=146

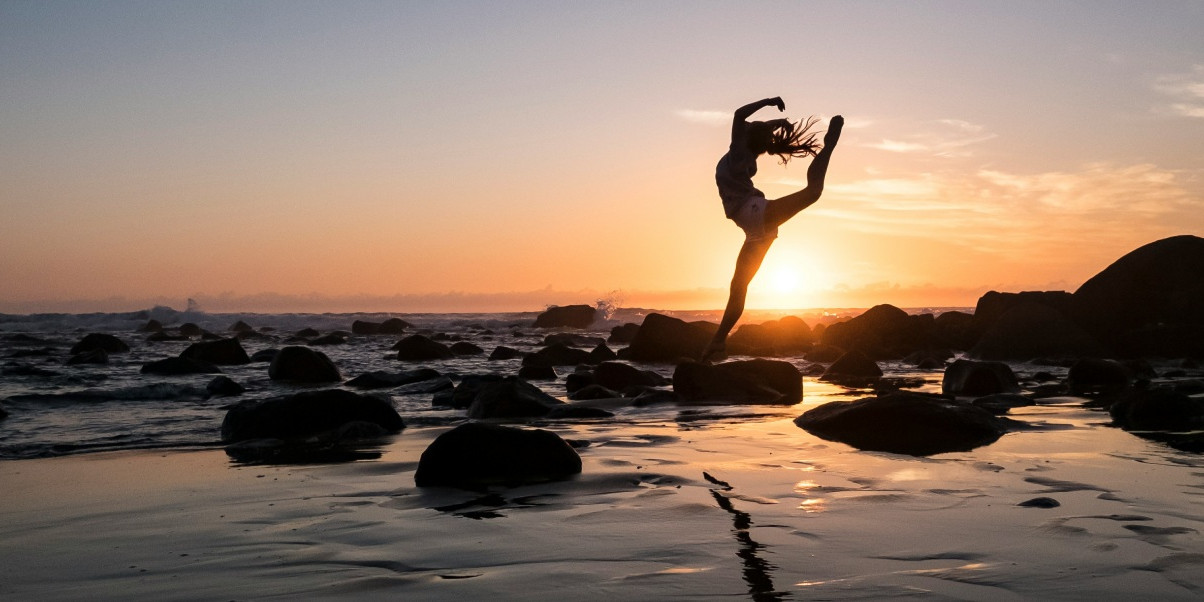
left=766, top=116, right=823, bottom=165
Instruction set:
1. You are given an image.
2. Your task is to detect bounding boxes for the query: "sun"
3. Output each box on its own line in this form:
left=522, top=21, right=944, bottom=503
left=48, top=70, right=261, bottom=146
left=746, top=249, right=833, bottom=309
left=768, top=265, right=800, bottom=295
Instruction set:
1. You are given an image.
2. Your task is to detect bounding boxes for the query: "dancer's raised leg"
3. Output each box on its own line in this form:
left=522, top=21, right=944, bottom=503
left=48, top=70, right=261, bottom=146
left=764, top=115, right=843, bottom=228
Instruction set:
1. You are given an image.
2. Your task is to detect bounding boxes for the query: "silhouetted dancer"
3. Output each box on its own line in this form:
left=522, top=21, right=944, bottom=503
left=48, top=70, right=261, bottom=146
left=703, top=97, right=843, bottom=362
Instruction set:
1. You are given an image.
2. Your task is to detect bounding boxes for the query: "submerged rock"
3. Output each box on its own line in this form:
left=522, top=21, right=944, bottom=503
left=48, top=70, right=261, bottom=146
left=67, top=348, right=109, bottom=365
left=206, top=375, right=246, bottom=397
left=673, top=359, right=801, bottom=404
left=268, top=346, right=341, bottom=383
left=414, top=422, right=582, bottom=488
left=795, top=391, right=1013, bottom=456
left=220, top=389, right=404, bottom=443
left=141, top=356, right=223, bottom=375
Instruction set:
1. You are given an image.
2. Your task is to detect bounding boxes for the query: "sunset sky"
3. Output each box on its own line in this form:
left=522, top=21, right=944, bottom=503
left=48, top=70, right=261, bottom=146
left=2, top=1, right=1202, bottom=313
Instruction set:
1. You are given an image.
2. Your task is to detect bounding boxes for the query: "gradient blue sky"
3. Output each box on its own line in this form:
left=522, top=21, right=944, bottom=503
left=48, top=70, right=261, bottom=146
left=2, top=1, right=1202, bottom=312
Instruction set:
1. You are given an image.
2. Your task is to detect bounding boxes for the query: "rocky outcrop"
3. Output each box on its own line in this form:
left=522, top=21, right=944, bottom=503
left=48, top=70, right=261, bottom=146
left=795, top=391, right=1013, bottom=455
left=414, top=422, right=582, bottom=488
left=268, top=346, right=341, bottom=383
left=673, top=359, right=802, bottom=404
left=533, top=304, right=597, bottom=329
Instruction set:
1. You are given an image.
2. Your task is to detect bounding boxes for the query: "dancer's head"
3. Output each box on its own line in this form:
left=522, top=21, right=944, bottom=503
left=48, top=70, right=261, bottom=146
left=747, top=117, right=823, bottom=165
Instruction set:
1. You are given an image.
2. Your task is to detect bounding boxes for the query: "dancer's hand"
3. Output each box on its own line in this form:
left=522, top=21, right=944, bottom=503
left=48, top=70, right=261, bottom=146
left=824, top=115, right=844, bottom=146
left=770, top=97, right=785, bottom=111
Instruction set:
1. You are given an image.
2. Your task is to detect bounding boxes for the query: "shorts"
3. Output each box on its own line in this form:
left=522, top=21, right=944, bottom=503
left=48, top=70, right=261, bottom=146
left=731, top=195, right=778, bottom=242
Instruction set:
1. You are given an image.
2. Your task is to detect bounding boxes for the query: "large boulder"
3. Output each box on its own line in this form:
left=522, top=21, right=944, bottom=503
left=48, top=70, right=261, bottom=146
left=533, top=304, right=597, bottom=329
left=1067, top=358, right=1133, bottom=395
left=820, top=305, right=932, bottom=359
left=795, top=391, right=1013, bottom=455
left=970, top=302, right=1104, bottom=360
left=268, top=346, right=341, bottom=383
left=220, top=389, right=404, bottom=443
left=673, top=359, right=802, bottom=405
left=414, top=422, right=582, bottom=488
left=181, top=337, right=251, bottom=365
left=436, top=374, right=504, bottom=409
left=522, top=343, right=591, bottom=367
left=624, top=313, right=716, bottom=363
left=70, top=333, right=130, bottom=355
left=932, top=311, right=977, bottom=351
left=141, top=356, right=222, bottom=375
left=1073, top=235, right=1204, bottom=356
left=466, top=376, right=565, bottom=419
left=971, top=291, right=1077, bottom=339
left=379, top=318, right=412, bottom=334
left=820, top=350, right=883, bottom=385
left=393, top=335, right=454, bottom=361
left=727, top=316, right=813, bottom=356
left=593, top=361, right=669, bottom=391
left=1109, top=388, right=1204, bottom=432
left=942, top=359, right=1021, bottom=397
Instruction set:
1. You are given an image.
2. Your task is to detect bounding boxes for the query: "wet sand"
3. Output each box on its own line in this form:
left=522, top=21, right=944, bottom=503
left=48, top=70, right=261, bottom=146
left=3, top=383, right=1203, bottom=600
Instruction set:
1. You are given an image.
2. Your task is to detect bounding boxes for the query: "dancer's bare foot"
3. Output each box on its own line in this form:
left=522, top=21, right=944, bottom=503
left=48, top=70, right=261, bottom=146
left=700, top=341, right=727, bottom=364
left=824, top=115, right=844, bottom=147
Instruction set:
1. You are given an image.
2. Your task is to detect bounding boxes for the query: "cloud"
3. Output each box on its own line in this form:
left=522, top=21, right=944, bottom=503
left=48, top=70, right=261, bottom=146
left=864, top=119, right=996, bottom=157
left=674, top=109, right=729, bottom=126
left=1155, top=65, right=1204, bottom=118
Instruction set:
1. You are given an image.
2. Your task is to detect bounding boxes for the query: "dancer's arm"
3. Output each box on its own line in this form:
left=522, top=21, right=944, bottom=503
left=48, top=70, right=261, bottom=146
left=732, top=97, right=785, bottom=140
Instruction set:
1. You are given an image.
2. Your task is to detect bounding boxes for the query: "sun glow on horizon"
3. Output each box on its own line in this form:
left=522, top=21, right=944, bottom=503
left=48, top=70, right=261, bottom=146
left=746, top=250, right=835, bottom=310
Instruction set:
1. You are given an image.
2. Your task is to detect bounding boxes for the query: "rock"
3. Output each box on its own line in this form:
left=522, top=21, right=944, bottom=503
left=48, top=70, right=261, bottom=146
left=593, top=361, right=669, bottom=391
left=69, top=333, right=130, bottom=355
left=942, top=359, right=1021, bottom=397
left=268, top=346, right=341, bottom=383
left=221, top=389, right=404, bottom=443
left=533, top=304, right=597, bottom=329
left=250, top=348, right=279, bottom=363
left=489, top=346, right=524, bottom=360
left=625, top=313, right=716, bottom=363
left=1067, top=358, right=1133, bottom=395
left=295, top=327, right=320, bottom=338
left=795, top=391, right=1013, bottom=455
left=309, top=333, right=348, bottom=346
left=139, top=319, right=164, bottom=333
left=179, top=323, right=205, bottom=338
left=393, top=335, right=454, bottom=361
left=545, top=405, right=614, bottom=419
left=518, top=365, right=557, bottom=380
left=346, top=368, right=443, bottom=390
left=522, top=343, right=590, bottom=367
left=141, top=356, right=223, bottom=375
left=631, top=389, right=682, bottom=406
left=931, top=311, right=977, bottom=351
left=565, top=372, right=595, bottom=394
left=394, top=376, right=454, bottom=395
left=206, top=375, right=246, bottom=397
left=804, top=345, right=845, bottom=362
left=466, top=376, right=565, bottom=419
left=972, top=393, right=1033, bottom=414
left=673, top=359, right=802, bottom=405
left=379, top=318, right=412, bottom=334
left=414, top=422, right=582, bottom=488
left=1018, top=497, right=1061, bottom=508
left=608, top=323, right=640, bottom=344
left=820, top=305, right=932, bottom=359
left=229, top=320, right=255, bottom=333
left=587, top=343, right=617, bottom=364
left=67, top=348, right=109, bottom=365
left=820, top=350, right=883, bottom=385
left=181, top=337, right=251, bottom=365
left=970, top=302, right=1104, bottom=360
left=440, top=374, right=505, bottom=409
left=450, top=341, right=484, bottom=356
left=972, top=291, right=1077, bottom=339
left=727, top=316, right=813, bottom=356
left=1073, top=235, right=1204, bottom=356
left=569, top=384, right=622, bottom=400
left=351, top=320, right=382, bottom=335
left=543, top=333, right=606, bottom=348
left=1109, top=388, right=1204, bottom=431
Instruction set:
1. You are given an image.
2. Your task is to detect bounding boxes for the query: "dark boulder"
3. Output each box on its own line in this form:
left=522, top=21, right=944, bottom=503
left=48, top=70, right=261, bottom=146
left=820, top=350, right=883, bottom=385
left=625, top=313, right=716, bottom=363
left=587, top=343, right=617, bottom=364
left=804, top=345, right=845, bottom=363
left=268, top=346, right=341, bottom=383
left=673, top=359, right=802, bottom=405
left=820, top=305, right=932, bottom=359
left=608, top=323, right=640, bottom=344
left=932, top=311, right=977, bottom=350
left=972, top=393, right=1033, bottom=414
left=309, top=333, right=348, bottom=346
left=543, top=333, right=606, bottom=348
left=221, top=389, right=403, bottom=443
left=488, top=346, right=524, bottom=360
left=569, top=384, right=622, bottom=400
left=518, top=365, right=558, bottom=380
left=450, top=341, right=484, bottom=356
left=139, top=319, right=164, bottom=333
left=179, top=323, right=205, bottom=338
left=393, top=335, right=454, bottom=361
left=942, top=359, right=1021, bottom=397
left=229, top=320, right=255, bottom=333
left=181, top=337, right=251, bottom=365
left=352, top=320, right=382, bottom=335
left=437, top=374, right=505, bottom=409
left=594, top=361, right=669, bottom=391
left=522, top=343, right=590, bottom=367
left=295, top=327, right=321, bottom=338
left=565, top=371, right=595, bottom=395
left=728, top=316, right=813, bottom=356
left=346, top=368, right=443, bottom=390
left=1067, top=358, right=1133, bottom=395
left=1073, top=235, right=1204, bottom=356
left=206, top=375, right=246, bottom=397
left=414, top=422, right=582, bottom=488
left=141, top=356, right=223, bottom=375
left=69, top=333, right=130, bottom=355
left=1109, top=388, right=1204, bottom=431
left=970, top=301, right=1104, bottom=360
left=466, top=376, right=565, bottom=419
left=533, top=304, right=597, bottom=329
left=250, top=348, right=279, bottom=363
left=67, top=348, right=109, bottom=365
left=971, top=291, right=1077, bottom=339
left=795, top=391, right=1013, bottom=455
left=379, top=318, right=412, bottom=334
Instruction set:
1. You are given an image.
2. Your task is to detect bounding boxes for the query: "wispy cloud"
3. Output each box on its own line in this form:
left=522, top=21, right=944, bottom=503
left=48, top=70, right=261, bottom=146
left=674, top=109, right=729, bottom=126
left=1155, top=65, right=1204, bottom=118
left=864, top=119, right=996, bottom=157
